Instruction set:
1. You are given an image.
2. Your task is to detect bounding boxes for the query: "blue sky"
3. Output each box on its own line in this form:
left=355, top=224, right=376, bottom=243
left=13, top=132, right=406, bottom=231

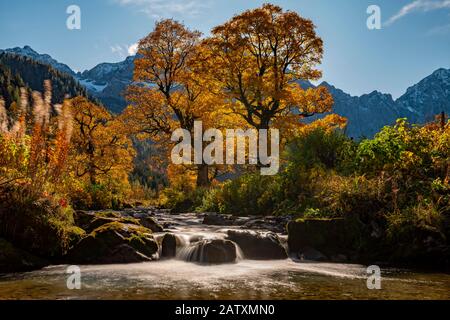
left=0, top=0, right=449, bottom=98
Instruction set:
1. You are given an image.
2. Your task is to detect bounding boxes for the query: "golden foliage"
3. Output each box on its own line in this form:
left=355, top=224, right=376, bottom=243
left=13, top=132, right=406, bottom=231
left=202, top=3, right=334, bottom=130
left=69, top=97, right=135, bottom=187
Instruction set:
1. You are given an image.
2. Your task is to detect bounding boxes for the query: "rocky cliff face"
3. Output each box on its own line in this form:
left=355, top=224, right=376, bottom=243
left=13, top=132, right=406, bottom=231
left=316, top=82, right=400, bottom=138
left=305, top=69, right=450, bottom=138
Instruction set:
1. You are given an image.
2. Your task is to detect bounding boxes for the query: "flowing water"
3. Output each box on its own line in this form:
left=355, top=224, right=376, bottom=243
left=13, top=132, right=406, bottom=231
left=0, top=212, right=449, bottom=300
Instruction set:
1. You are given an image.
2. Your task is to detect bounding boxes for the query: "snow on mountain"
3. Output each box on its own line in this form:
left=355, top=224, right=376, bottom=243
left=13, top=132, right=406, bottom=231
left=77, top=56, right=136, bottom=113
left=396, top=68, right=450, bottom=123
left=77, top=79, right=108, bottom=93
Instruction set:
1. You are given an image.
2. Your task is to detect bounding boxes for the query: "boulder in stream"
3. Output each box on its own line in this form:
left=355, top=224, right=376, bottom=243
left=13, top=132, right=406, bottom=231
left=66, top=222, right=158, bottom=264
left=161, top=233, right=186, bottom=258
left=179, top=239, right=237, bottom=264
left=226, top=230, right=287, bottom=260
left=74, top=210, right=141, bottom=233
left=138, top=216, right=164, bottom=233
left=202, top=213, right=234, bottom=226
left=298, top=247, right=328, bottom=261
left=287, top=218, right=361, bottom=261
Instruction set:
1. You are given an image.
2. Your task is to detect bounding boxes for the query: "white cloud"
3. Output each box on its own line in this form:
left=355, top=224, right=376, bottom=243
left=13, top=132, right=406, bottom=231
left=128, top=43, right=139, bottom=56
left=110, top=43, right=138, bottom=58
left=386, top=0, right=450, bottom=26
left=115, top=0, right=211, bottom=19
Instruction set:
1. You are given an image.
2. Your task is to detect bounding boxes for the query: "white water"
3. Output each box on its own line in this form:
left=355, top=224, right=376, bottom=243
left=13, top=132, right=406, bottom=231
left=0, top=212, right=449, bottom=300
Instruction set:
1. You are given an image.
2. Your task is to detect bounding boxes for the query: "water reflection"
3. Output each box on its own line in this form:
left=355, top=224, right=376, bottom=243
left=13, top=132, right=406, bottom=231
left=1, top=260, right=449, bottom=300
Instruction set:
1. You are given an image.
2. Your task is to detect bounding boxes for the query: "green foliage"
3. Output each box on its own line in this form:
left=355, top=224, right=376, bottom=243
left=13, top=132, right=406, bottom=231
left=0, top=185, right=84, bottom=258
left=195, top=121, right=449, bottom=265
left=0, top=61, right=26, bottom=110
left=303, top=208, right=328, bottom=219
left=285, top=128, right=355, bottom=172
left=70, top=183, right=127, bottom=210
left=199, top=174, right=281, bottom=216
left=386, top=201, right=445, bottom=243
left=160, top=186, right=209, bottom=213
left=200, top=128, right=358, bottom=216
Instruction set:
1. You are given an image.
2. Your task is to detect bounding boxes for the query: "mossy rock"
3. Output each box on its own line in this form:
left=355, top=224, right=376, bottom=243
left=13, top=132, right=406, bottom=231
left=287, top=218, right=364, bottom=258
left=66, top=222, right=158, bottom=264
left=95, top=211, right=122, bottom=219
left=0, top=238, right=49, bottom=273
left=137, top=216, right=163, bottom=232
left=74, top=210, right=141, bottom=233
left=87, top=216, right=140, bottom=233
left=0, top=194, right=83, bottom=258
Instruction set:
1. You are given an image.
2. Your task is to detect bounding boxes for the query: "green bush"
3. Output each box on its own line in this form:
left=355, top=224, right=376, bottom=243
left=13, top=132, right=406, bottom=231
left=70, top=183, right=126, bottom=210
left=285, top=128, right=356, bottom=172
left=160, top=186, right=209, bottom=213
left=199, top=174, right=282, bottom=216
left=196, top=122, right=449, bottom=250
left=386, top=201, right=445, bottom=243
left=0, top=185, right=84, bottom=258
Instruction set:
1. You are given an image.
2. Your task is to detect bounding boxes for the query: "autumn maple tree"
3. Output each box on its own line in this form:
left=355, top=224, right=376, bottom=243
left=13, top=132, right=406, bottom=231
left=202, top=4, right=337, bottom=136
left=69, top=97, right=134, bottom=187
left=125, top=19, right=221, bottom=187
left=126, top=6, right=342, bottom=185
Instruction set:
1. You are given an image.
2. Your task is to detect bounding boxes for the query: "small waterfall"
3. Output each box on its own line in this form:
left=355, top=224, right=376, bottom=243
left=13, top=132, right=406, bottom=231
left=176, top=239, right=244, bottom=264
left=177, top=242, right=207, bottom=262
left=235, top=244, right=245, bottom=261
left=159, top=233, right=190, bottom=258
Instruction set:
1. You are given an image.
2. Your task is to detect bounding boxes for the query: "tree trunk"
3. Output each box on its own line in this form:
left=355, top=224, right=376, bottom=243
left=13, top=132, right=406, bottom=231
left=196, top=163, right=210, bottom=187
left=257, top=120, right=270, bottom=168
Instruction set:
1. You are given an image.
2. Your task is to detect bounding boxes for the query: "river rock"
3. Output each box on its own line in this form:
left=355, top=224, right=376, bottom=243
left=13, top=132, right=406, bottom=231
left=241, top=216, right=290, bottom=234
left=73, top=210, right=96, bottom=230
left=74, top=210, right=141, bottom=233
left=226, top=230, right=287, bottom=260
left=107, top=244, right=152, bottom=263
left=180, top=239, right=237, bottom=264
left=299, top=247, right=328, bottom=261
left=287, top=218, right=361, bottom=260
left=66, top=222, right=158, bottom=264
left=0, top=238, right=49, bottom=273
left=138, top=216, right=164, bottom=233
left=202, top=213, right=234, bottom=226
left=161, top=233, right=182, bottom=258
